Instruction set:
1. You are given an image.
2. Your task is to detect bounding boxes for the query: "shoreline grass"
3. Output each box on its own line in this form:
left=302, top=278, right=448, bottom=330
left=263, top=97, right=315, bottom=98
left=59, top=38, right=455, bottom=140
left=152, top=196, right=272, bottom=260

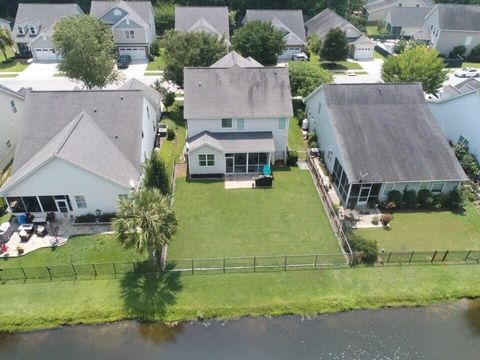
left=0, top=264, right=479, bottom=332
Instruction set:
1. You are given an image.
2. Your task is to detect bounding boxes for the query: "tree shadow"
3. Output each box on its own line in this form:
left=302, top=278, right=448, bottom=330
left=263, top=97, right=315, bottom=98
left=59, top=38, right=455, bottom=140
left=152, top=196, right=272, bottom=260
left=464, top=299, right=480, bottom=335
left=120, top=262, right=183, bottom=320
left=137, top=321, right=185, bottom=345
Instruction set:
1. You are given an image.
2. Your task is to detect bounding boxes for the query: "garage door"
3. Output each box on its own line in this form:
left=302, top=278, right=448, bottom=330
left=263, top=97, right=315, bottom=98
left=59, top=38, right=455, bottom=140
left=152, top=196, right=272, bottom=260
left=354, top=47, right=373, bottom=60
left=118, top=47, right=147, bottom=60
left=34, top=48, right=58, bottom=61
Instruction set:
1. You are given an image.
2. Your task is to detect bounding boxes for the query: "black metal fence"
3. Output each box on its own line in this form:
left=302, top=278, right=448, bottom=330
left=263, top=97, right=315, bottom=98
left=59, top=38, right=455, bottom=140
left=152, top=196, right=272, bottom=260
left=378, top=250, right=480, bottom=265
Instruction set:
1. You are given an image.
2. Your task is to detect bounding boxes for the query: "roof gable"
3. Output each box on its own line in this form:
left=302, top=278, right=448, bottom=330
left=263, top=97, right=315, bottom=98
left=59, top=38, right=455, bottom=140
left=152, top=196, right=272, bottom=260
left=385, top=6, right=432, bottom=28
left=305, top=9, right=362, bottom=39
left=435, top=4, right=480, bottom=31
left=210, top=51, right=263, bottom=68
left=175, top=6, right=230, bottom=41
left=90, top=1, right=152, bottom=29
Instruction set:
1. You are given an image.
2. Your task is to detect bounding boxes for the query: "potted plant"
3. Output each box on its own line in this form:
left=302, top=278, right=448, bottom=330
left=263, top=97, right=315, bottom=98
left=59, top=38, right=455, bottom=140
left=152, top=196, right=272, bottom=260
left=16, top=245, right=24, bottom=255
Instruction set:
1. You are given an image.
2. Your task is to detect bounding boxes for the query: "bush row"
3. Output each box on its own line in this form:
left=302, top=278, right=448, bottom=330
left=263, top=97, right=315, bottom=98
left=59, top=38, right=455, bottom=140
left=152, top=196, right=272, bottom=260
left=385, top=188, right=464, bottom=210
left=75, top=212, right=116, bottom=224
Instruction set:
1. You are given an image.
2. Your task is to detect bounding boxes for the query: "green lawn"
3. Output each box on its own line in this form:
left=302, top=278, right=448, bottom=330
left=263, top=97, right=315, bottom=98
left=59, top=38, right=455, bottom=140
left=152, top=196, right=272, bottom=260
left=1, top=264, right=480, bottom=332
left=373, top=50, right=387, bottom=60
left=0, top=47, right=29, bottom=73
left=146, top=48, right=166, bottom=71
left=460, top=62, right=480, bottom=69
left=357, top=203, right=480, bottom=252
left=159, top=102, right=186, bottom=178
left=288, top=116, right=307, bottom=153
left=167, top=167, right=340, bottom=259
left=1, top=234, right=147, bottom=269
left=366, top=26, right=380, bottom=36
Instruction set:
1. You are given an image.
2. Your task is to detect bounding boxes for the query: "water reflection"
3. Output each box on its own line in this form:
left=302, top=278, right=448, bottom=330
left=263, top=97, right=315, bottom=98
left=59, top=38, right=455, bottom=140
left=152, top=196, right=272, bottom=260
left=465, top=299, right=480, bottom=335
left=137, top=322, right=184, bottom=345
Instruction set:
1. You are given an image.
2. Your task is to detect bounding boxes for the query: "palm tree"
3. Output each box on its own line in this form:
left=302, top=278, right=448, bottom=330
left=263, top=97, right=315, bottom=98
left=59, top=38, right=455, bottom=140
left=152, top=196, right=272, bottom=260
left=114, top=188, right=177, bottom=264
left=0, top=28, right=14, bottom=62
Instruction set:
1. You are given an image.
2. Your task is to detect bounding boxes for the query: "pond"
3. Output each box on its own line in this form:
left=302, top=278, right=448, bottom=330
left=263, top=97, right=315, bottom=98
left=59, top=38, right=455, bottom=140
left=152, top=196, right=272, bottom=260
left=0, top=299, right=479, bottom=360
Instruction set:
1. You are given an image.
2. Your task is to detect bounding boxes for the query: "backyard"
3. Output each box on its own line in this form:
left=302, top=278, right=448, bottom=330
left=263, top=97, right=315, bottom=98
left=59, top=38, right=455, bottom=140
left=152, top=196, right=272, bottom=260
left=357, top=202, right=480, bottom=251
left=0, top=47, right=29, bottom=73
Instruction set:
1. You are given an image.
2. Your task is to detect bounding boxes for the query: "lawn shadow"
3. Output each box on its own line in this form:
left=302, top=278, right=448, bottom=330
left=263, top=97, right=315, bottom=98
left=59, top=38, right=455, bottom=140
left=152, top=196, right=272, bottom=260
left=320, top=63, right=348, bottom=71
left=120, top=262, right=183, bottom=319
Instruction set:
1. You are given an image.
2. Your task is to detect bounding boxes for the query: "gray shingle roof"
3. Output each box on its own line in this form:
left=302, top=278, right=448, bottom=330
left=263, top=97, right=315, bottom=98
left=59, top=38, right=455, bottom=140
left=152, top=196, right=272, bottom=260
left=119, top=78, right=162, bottom=109
left=316, top=83, right=466, bottom=183
left=184, top=66, right=293, bottom=119
left=4, top=90, right=147, bottom=190
left=244, top=9, right=306, bottom=44
left=188, top=131, right=275, bottom=153
left=90, top=0, right=153, bottom=28
left=12, top=3, right=83, bottom=42
left=305, top=8, right=362, bottom=39
left=365, top=0, right=399, bottom=13
left=0, top=84, right=25, bottom=99
left=385, top=6, right=431, bottom=27
left=210, top=51, right=263, bottom=68
left=175, top=6, right=230, bottom=41
left=434, top=4, right=480, bottom=31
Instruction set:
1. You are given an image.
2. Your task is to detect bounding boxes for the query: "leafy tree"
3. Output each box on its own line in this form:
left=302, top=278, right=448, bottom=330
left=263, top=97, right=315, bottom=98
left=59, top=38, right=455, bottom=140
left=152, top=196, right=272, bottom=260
left=0, top=27, right=13, bottom=61
left=320, top=28, right=349, bottom=64
left=307, top=34, right=323, bottom=56
left=154, top=3, right=175, bottom=35
left=161, top=30, right=228, bottom=87
left=381, top=46, right=448, bottom=96
left=449, top=45, right=467, bottom=59
left=152, top=80, right=176, bottom=109
left=114, top=188, right=177, bottom=263
left=468, top=44, right=480, bottom=62
left=288, top=61, right=332, bottom=97
left=143, top=154, right=171, bottom=195
left=232, top=20, right=286, bottom=65
left=53, top=15, right=121, bottom=89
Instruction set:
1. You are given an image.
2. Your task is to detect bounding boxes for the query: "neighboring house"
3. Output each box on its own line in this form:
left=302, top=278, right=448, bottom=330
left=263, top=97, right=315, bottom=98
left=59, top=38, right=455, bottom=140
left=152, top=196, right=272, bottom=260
left=304, top=83, right=466, bottom=209
left=175, top=6, right=230, bottom=45
left=0, top=18, right=10, bottom=32
left=90, top=0, right=156, bottom=60
left=423, top=4, right=480, bottom=57
left=183, top=51, right=293, bottom=177
left=0, top=86, right=161, bottom=217
left=11, top=3, right=84, bottom=61
left=0, top=85, right=25, bottom=172
left=364, top=0, right=430, bottom=22
left=383, top=6, right=431, bottom=36
left=305, top=9, right=376, bottom=60
left=243, top=10, right=306, bottom=61
left=118, top=77, right=163, bottom=119
left=428, top=79, right=480, bottom=161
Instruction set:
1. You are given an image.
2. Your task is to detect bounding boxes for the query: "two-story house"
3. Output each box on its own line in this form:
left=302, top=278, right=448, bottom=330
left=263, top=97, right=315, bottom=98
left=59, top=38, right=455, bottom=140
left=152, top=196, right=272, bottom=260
left=422, top=4, right=480, bottom=57
left=382, top=6, right=431, bottom=37
left=184, top=51, right=293, bottom=177
left=0, top=85, right=26, bottom=172
left=12, top=3, right=84, bottom=61
left=243, top=10, right=307, bottom=61
left=364, top=0, right=431, bottom=22
left=0, top=84, right=162, bottom=217
left=304, top=83, right=466, bottom=209
left=90, top=0, right=156, bottom=60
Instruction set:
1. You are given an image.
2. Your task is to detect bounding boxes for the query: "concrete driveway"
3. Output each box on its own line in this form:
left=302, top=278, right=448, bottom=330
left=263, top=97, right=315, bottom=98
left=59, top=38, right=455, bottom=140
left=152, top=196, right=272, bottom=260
left=334, top=58, right=384, bottom=84
left=16, top=61, right=60, bottom=80
left=118, top=60, right=148, bottom=78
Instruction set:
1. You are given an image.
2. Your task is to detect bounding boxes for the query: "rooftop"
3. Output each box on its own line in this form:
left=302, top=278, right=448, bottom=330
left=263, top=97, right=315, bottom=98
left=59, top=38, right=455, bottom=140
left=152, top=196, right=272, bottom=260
left=305, top=8, right=362, bottom=39
left=175, top=6, right=230, bottom=41
left=385, top=6, right=431, bottom=27
left=433, top=4, right=480, bottom=31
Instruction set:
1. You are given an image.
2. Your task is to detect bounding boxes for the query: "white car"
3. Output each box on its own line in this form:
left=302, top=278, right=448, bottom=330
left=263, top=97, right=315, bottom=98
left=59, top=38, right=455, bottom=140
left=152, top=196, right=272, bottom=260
left=292, top=52, right=308, bottom=61
left=454, top=68, right=480, bottom=78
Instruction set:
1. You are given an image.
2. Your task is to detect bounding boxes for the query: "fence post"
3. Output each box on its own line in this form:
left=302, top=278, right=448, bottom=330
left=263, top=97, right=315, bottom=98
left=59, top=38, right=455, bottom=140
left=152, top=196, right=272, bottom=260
left=253, top=256, right=256, bottom=272
left=191, top=259, right=194, bottom=275
left=442, top=250, right=449, bottom=262
left=409, top=251, right=414, bottom=263
left=431, top=250, right=437, bottom=262
left=92, top=264, right=97, bottom=277
left=223, top=258, right=226, bottom=273
left=20, top=264, right=27, bottom=280
left=387, top=252, right=391, bottom=264
left=72, top=264, right=77, bottom=277
left=314, top=254, right=318, bottom=270
left=46, top=266, right=52, bottom=280
left=112, top=263, right=117, bottom=277
left=284, top=256, right=288, bottom=271
left=465, top=250, right=471, bottom=262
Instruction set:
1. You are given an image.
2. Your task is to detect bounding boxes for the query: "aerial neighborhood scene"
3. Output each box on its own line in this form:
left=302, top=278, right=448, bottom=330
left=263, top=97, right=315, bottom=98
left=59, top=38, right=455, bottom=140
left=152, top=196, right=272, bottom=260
left=0, top=0, right=480, bottom=357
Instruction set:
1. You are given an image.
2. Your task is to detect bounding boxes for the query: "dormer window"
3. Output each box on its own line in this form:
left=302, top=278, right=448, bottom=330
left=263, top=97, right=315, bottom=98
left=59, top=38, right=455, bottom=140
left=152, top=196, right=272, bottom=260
left=29, top=25, right=36, bottom=35
left=17, top=26, right=24, bottom=35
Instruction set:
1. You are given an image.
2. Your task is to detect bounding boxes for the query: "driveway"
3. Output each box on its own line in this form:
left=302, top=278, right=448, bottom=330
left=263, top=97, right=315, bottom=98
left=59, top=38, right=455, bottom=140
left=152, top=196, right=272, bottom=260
left=16, top=61, right=60, bottom=80
left=334, top=58, right=384, bottom=84
left=118, top=60, right=148, bottom=78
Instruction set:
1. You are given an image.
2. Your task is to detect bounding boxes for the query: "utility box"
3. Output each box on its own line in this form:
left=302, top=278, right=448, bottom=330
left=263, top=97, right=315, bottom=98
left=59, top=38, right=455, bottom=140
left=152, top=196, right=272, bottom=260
left=0, top=222, right=13, bottom=243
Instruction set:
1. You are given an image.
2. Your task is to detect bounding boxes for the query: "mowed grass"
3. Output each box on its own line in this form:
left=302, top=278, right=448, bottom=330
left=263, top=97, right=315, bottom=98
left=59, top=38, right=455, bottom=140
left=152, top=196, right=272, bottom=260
left=146, top=48, right=166, bottom=71
left=1, top=264, right=480, bottom=332
left=0, top=47, right=29, bottom=73
left=168, top=167, right=340, bottom=259
left=357, top=202, right=480, bottom=252
left=0, top=234, right=147, bottom=269
left=288, top=116, right=307, bottom=153
left=366, top=25, right=380, bottom=36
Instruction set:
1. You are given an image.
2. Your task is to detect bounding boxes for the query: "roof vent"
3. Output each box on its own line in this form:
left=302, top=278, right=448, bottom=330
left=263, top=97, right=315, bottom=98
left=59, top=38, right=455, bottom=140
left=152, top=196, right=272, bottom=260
left=93, top=108, right=97, bottom=113
left=198, top=82, right=202, bottom=87
left=115, top=135, right=118, bottom=139
left=120, top=96, right=124, bottom=100
left=378, top=88, right=383, bottom=96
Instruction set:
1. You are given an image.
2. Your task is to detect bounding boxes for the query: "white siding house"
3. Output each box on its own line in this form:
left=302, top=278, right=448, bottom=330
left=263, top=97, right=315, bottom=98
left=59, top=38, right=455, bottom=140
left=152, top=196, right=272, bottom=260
left=0, top=85, right=25, bottom=172
left=304, top=83, right=466, bottom=209
left=184, top=52, right=293, bottom=177
left=364, top=0, right=430, bottom=22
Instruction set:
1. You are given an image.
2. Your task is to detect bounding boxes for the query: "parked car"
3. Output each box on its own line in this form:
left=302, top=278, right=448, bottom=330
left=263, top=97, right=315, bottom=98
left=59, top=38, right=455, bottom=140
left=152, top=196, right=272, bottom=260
left=292, top=52, right=308, bottom=61
left=454, top=68, right=480, bottom=78
left=117, top=55, right=132, bottom=69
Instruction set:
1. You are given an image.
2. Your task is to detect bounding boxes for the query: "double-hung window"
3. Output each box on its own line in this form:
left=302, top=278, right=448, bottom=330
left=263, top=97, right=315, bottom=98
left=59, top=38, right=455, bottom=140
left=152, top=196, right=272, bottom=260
left=236, top=118, right=245, bottom=130
left=74, top=195, right=87, bottom=209
left=10, top=100, right=17, bottom=113
left=199, top=154, right=215, bottom=167
left=125, top=30, right=135, bottom=39
left=221, top=118, right=232, bottom=128
left=458, top=135, right=469, bottom=147
left=278, top=117, right=287, bottom=130
left=29, top=25, right=36, bottom=35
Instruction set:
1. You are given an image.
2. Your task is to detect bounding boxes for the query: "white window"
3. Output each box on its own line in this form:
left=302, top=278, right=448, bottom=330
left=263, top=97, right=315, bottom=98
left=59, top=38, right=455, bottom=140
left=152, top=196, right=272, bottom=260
left=6, top=140, right=11, bottom=148
left=318, top=102, right=322, bottom=114
left=236, top=118, right=245, bottom=130
left=146, top=106, right=150, bottom=119
left=418, top=182, right=430, bottom=191
left=431, top=182, right=445, bottom=193
left=458, top=135, right=469, bottom=146
left=10, top=100, right=17, bottom=113
left=113, top=8, right=122, bottom=16
left=465, top=36, right=473, bottom=46
left=118, top=194, right=129, bottom=200
left=382, top=183, right=395, bottom=196
left=199, top=154, right=215, bottom=167
left=221, top=118, right=232, bottom=128
left=29, top=25, right=36, bottom=35
left=17, top=26, right=24, bottom=35
left=278, top=118, right=287, bottom=130
left=74, top=195, right=87, bottom=209
left=125, top=30, right=135, bottom=39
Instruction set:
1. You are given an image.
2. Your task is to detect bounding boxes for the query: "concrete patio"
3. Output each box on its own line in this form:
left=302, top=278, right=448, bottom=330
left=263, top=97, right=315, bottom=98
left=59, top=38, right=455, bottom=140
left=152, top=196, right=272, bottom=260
left=224, top=174, right=255, bottom=189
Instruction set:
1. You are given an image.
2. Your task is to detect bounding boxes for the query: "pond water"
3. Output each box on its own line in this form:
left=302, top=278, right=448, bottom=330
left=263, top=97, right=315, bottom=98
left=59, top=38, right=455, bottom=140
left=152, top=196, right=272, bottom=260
left=0, top=299, right=479, bottom=360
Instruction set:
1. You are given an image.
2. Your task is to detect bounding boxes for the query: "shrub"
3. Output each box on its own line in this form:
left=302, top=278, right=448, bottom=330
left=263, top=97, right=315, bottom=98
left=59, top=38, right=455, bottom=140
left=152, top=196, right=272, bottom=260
left=371, top=216, right=379, bottom=225
left=384, top=201, right=396, bottom=210
left=348, top=233, right=378, bottom=264
left=143, top=154, right=170, bottom=194
left=418, top=189, right=434, bottom=208
left=307, top=132, right=317, bottom=147
left=449, top=45, right=466, bottom=59
left=150, top=41, right=160, bottom=57
left=309, top=141, right=318, bottom=149
left=453, top=143, right=480, bottom=178
left=448, top=189, right=465, bottom=210
left=433, top=193, right=448, bottom=209
left=286, top=150, right=298, bottom=166
left=167, top=126, right=175, bottom=140
left=75, top=213, right=97, bottom=223
left=99, top=213, right=116, bottom=222
left=468, top=44, right=480, bottom=62
left=403, top=189, right=418, bottom=208
left=387, top=190, right=403, bottom=208
left=163, top=91, right=176, bottom=109
left=394, top=39, right=408, bottom=54
left=380, top=213, right=393, bottom=227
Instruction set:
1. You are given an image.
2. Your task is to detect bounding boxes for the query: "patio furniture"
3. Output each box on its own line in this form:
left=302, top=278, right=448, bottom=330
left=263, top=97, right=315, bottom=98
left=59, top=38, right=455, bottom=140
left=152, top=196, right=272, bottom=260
left=19, top=229, right=32, bottom=242
left=0, top=222, right=13, bottom=243
left=18, top=223, right=34, bottom=233
left=32, top=214, right=47, bottom=225
left=254, top=175, right=273, bottom=187
left=36, top=225, right=48, bottom=237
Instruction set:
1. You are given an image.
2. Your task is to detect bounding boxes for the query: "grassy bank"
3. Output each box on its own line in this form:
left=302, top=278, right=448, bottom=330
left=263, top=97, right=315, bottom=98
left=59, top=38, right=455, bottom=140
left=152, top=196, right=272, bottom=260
left=0, top=264, right=479, bottom=332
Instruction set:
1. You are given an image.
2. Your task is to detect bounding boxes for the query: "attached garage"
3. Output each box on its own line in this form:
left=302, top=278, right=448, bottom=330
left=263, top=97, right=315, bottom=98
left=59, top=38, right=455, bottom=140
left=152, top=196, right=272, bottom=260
left=33, top=48, right=58, bottom=61
left=350, top=35, right=376, bottom=60
left=118, top=47, right=147, bottom=60
left=353, top=46, right=374, bottom=60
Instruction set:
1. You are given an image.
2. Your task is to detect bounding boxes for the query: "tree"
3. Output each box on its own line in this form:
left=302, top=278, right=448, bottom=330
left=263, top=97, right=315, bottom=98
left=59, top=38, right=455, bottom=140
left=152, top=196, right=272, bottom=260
left=114, top=188, right=177, bottom=263
left=320, top=28, right=349, bottom=64
left=143, top=154, right=171, bottom=194
left=288, top=61, right=332, bottom=97
left=161, top=30, right=228, bottom=87
left=307, top=34, right=323, bottom=56
left=152, top=80, right=176, bottom=109
left=381, top=46, right=448, bottom=96
left=0, top=27, right=13, bottom=61
left=53, top=15, right=122, bottom=89
left=232, top=20, right=286, bottom=65
left=154, top=3, right=175, bottom=35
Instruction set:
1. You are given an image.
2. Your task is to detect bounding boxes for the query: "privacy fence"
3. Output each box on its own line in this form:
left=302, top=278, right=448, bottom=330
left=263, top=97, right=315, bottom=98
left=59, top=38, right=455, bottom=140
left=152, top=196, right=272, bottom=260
left=1, top=250, right=479, bottom=282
